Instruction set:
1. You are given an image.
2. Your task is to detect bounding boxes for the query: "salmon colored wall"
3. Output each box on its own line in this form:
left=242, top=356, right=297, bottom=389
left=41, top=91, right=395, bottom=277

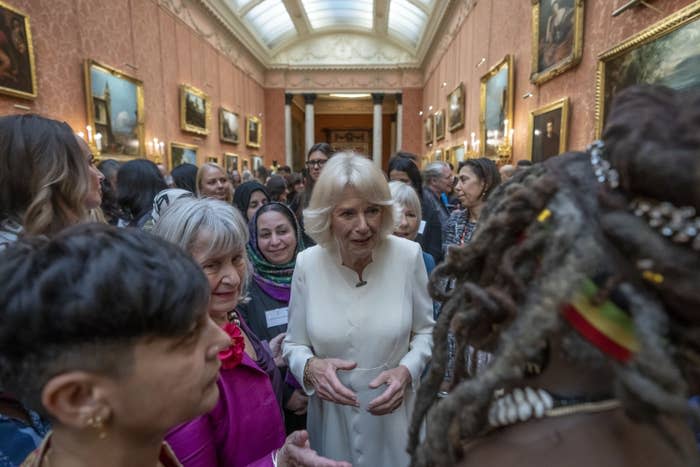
left=400, top=87, right=423, bottom=157
left=422, top=0, right=696, bottom=163
left=314, top=113, right=392, bottom=169
left=0, top=0, right=267, bottom=170
left=264, top=88, right=285, bottom=166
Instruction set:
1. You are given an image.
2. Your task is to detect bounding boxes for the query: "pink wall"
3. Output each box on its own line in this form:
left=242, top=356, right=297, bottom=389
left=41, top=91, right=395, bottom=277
left=0, top=0, right=267, bottom=170
left=421, top=0, right=696, bottom=163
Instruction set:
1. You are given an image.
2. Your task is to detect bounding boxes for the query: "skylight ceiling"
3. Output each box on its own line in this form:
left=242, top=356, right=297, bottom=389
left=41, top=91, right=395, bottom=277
left=206, top=0, right=448, bottom=68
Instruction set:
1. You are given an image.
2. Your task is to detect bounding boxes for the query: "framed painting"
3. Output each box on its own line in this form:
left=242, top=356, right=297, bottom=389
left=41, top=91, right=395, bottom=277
left=480, top=55, right=514, bottom=158
left=224, top=153, right=239, bottom=174
left=180, top=84, right=210, bottom=135
left=447, top=83, right=465, bottom=132
left=0, top=1, right=36, bottom=99
left=246, top=116, right=261, bottom=148
left=253, top=155, right=263, bottom=170
left=530, top=0, right=584, bottom=85
left=219, top=107, right=239, bottom=144
left=528, top=97, right=569, bottom=163
left=451, top=144, right=466, bottom=163
left=434, top=110, right=446, bottom=141
left=595, top=3, right=700, bottom=137
left=206, top=156, right=218, bottom=164
left=433, top=148, right=443, bottom=161
left=170, top=142, right=197, bottom=169
left=424, top=115, right=434, bottom=146
left=84, top=59, right=144, bottom=159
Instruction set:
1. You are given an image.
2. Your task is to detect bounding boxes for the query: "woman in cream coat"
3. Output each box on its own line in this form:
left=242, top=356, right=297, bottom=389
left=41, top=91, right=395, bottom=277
left=283, top=153, right=434, bottom=467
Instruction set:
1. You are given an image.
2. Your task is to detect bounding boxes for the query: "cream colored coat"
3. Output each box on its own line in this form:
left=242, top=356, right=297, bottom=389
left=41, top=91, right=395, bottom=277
left=283, top=235, right=434, bottom=467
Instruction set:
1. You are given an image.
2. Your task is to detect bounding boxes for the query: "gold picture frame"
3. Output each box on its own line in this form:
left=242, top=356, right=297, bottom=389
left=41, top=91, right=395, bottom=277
left=169, top=141, right=198, bottom=169
left=447, top=83, right=465, bottom=132
left=594, top=2, right=700, bottom=137
left=450, top=144, right=466, bottom=164
left=434, top=110, right=446, bottom=141
left=84, top=59, right=145, bottom=160
left=528, top=97, right=569, bottom=162
left=424, top=115, right=434, bottom=146
left=480, top=55, right=514, bottom=158
left=246, top=115, right=261, bottom=149
left=530, top=0, right=584, bottom=85
left=219, top=107, right=239, bottom=144
left=206, top=156, right=219, bottom=164
left=180, top=84, right=210, bottom=135
left=0, top=1, right=36, bottom=99
left=224, top=152, right=239, bottom=174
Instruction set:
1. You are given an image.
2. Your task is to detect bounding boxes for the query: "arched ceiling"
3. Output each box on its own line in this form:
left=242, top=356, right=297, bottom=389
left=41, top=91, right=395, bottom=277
left=198, top=0, right=451, bottom=69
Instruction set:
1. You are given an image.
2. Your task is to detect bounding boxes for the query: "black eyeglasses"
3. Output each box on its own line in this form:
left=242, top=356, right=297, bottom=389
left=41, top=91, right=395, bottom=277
left=306, top=159, right=327, bottom=168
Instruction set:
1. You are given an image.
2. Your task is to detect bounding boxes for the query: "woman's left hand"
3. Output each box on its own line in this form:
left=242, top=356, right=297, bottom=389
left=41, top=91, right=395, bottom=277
left=269, top=332, right=287, bottom=367
left=366, top=365, right=412, bottom=416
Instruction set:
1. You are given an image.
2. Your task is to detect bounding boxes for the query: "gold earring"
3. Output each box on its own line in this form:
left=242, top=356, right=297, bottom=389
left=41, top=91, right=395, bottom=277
left=87, top=414, right=108, bottom=439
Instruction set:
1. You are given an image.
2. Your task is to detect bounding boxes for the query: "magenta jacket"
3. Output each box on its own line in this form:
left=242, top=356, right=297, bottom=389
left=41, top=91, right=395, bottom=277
left=166, top=350, right=286, bottom=466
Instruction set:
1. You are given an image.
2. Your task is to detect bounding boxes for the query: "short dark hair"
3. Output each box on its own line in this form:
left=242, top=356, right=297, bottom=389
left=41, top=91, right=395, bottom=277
left=458, top=158, right=501, bottom=199
left=307, top=142, right=334, bottom=159
left=388, top=154, right=423, bottom=196
left=171, top=163, right=198, bottom=193
left=265, top=175, right=288, bottom=202
left=117, top=159, right=167, bottom=222
left=516, top=159, right=533, bottom=167
left=0, top=223, right=210, bottom=417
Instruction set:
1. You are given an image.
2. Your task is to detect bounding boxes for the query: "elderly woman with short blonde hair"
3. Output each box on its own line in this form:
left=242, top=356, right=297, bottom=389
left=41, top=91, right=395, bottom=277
left=283, top=152, right=434, bottom=467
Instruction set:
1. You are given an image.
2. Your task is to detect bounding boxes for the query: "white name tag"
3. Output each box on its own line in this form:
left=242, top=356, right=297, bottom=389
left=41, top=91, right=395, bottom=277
left=418, top=220, right=426, bottom=235
left=265, top=307, right=289, bottom=328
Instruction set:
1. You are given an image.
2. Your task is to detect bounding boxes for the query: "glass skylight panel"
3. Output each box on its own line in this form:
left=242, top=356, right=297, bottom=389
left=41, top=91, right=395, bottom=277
left=244, top=0, right=296, bottom=48
left=388, top=0, right=427, bottom=46
left=301, top=0, right=374, bottom=30
left=229, top=0, right=254, bottom=9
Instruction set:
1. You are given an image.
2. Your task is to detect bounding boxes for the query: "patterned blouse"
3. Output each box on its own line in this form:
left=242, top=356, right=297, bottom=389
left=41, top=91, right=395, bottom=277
left=442, top=208, right=478, bottom=255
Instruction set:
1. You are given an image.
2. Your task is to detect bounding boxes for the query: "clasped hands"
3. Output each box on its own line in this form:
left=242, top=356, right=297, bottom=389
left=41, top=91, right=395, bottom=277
left=305, top=357, right=411, bottom=415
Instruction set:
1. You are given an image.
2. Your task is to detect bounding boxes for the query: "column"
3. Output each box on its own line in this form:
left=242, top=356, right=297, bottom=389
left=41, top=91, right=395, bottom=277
left=303, top=93, right=316, bottom=156
left=372, top=93, right=384, bottom=167
left=284, top=93, right=293, bottom=167
left=395, top=93, right=403, bottom=151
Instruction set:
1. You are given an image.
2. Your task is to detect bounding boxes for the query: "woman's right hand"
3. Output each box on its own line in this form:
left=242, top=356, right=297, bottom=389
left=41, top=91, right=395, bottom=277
left=277, top=430, right=351, bottom=467
left=305, top=357, right=358, bottom=407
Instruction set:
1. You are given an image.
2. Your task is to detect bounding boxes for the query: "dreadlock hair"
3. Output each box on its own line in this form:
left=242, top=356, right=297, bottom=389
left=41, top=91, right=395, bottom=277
left=409, top=85, right=700, bottom=466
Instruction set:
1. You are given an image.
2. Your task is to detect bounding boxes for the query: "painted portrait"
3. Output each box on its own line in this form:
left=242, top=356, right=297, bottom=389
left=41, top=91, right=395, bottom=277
left=225, top=153, right=239, bottom=174
left=246, top=116, right=261, bottom=148
left=85, top=60, right=144, bottom=158
left=180, top=85, right=209, bottom=135
left=0, top=2, right=35, bottom=99
left=596, top=4, right=700, bottom=135
left=170, top=142, right=198, bottom=169
left=219, top=107, right=239, bottom=144
left=531, top=0, right=583, bottom=85
left=447, top=83, right=465, bottom=132
left=480, top=56, right=513, bottom=158
left=434, top=110, right=445, bottom=141
left=424, top=115, right=434, bottom=146
left=528, top=98, right=569, bottom=163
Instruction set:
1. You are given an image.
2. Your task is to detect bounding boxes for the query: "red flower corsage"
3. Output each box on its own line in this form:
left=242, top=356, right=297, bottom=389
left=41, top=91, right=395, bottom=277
left=219, top=322, right=245, bottom=369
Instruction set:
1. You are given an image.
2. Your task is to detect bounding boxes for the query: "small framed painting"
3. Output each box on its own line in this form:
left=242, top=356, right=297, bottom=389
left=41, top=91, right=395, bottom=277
left=224, top=153, right=239, bottom=174
left=170, top=142, right=198, bottom=169
left=219, top=107, right=239, bottom=144
left=0, top=1, right=36, bottom=99
left=528, top=97, right=569, bottom=163
left=434, top=110, right=446, bottom=141
left=246, top=116, right=261, bottom=148
left=424, top=115, right=434, bottom=146
left=447, top=83, right=465, bottom=132
left=180, top=84, right=210, bottom=135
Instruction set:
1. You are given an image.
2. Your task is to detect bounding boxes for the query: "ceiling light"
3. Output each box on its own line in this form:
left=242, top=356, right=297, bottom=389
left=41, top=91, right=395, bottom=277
left=329, top=93, right=371, bottom=99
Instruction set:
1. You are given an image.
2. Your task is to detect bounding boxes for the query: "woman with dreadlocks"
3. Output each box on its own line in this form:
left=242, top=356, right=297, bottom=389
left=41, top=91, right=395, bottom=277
left=409, top=84, right=700, bottom=467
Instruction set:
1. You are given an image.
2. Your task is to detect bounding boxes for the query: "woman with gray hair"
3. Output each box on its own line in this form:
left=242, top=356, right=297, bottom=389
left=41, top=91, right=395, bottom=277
left=283, top=152, right=434, bottom=467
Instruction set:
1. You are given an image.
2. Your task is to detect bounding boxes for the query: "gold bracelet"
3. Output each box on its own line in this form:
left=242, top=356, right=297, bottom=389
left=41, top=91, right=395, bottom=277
left=303, top=356, right=317, bottom=388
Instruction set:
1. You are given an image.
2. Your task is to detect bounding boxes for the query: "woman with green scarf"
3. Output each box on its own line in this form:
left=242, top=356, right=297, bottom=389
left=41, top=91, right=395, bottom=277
left=240, top=201, right=307, bottom=433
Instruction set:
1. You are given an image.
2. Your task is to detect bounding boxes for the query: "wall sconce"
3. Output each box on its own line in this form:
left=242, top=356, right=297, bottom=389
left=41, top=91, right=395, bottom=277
left=465, top=132, right=481, bottom=158
left=146, top=137, right=166, bottom=163
left=522, top=92, right=533, bottom=99
left=77, top=125, right=103, bottom=154
left=428, top=105, right=433, bottom=111
left=475, top=57, right=486, bottom=69
left=441, top=81, right=447, bottom=88
left=418, top=110, right=423, bottom=116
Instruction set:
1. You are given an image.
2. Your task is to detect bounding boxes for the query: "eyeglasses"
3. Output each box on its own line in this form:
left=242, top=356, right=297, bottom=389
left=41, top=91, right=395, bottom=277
left=306, top=159, right=327, bottom=168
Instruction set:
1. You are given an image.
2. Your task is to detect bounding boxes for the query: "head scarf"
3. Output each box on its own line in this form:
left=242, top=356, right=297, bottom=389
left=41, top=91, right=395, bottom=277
left=233, top=181, right=270, bottom=221
left=247, top=202, right=305, bottom=302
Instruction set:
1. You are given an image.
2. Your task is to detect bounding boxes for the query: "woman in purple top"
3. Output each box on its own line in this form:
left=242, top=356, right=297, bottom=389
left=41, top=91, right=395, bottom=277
left=153, top=197, right=349, bottom=467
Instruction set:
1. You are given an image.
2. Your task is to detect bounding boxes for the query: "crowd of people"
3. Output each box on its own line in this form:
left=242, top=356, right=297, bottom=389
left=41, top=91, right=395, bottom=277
left=0, top=84, right=699, bottom=467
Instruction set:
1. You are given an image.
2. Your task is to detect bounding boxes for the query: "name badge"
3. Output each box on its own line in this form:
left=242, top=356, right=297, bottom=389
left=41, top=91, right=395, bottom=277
left=265, top=307, right=289, bottom=328
left=418, top=220, right=426, bottom=235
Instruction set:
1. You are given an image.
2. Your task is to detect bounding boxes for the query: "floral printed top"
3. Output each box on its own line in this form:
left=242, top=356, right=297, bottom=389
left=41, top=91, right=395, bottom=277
left=442, top=208, right=478, bottom=256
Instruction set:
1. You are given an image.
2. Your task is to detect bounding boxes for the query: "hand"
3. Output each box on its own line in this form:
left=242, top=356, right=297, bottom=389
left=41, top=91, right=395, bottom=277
left=269, top=333, right=287, bottom=368
left=285, top=389, right=309, bottom=415
left=366, top=365, right=412, bottom=416
left=306, top=358, right=358, bottom=407
left=277, top=430, right=352, bottom=467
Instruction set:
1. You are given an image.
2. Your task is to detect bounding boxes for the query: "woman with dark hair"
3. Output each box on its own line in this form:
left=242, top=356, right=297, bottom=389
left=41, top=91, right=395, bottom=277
left=0, top=224, right=231, bottom=466
left=409, top=85, right=700, bottom=467
left=97, top=159, right=122, bottom=225
left=240, top=202, right=308, bottom=433
left=0, top=114, right=103, bottom=244
left=233, top=180, right=270, bottom=222
left=117, top=159, right=167, bottom=228
left=388, top=153, right=423, bottom=195
left=171, top=162, right=198, bottom=193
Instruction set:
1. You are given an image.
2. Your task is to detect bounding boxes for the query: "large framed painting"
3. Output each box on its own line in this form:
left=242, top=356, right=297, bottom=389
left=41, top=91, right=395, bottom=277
left=0, top=1, right=36, bottom=99
left=224, top=152, right=239, bottom=174
left=246, top=116, right=261, bottom=149
left=180, top=84, right=210, bottom=135
left=480, top=55, right=514, bottom=158
left=424, top=115, right=434, bottom=146
left=170, top=142, right=197, bottom=169
left=530, top=0, right=584, bottom=85
left=434, top=110, right=446, bottom=141
left=447, top=83, right=465, bottom=132
left=528, top=97, right=569, bottom=163
left=595, top=3, right=700, bottom=137
left=219, top=107, right=239, bottom=144
left=84, top=59, right=144, bottom=159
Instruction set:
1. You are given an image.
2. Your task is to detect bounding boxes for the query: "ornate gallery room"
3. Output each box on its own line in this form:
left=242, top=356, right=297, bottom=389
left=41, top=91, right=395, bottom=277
left=0, top=0, right=697, bottom=170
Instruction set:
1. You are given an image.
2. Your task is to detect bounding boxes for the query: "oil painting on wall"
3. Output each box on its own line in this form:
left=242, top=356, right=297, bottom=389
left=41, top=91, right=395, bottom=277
left=220, top=107, right=239, bottom=144
left=447, top=83, right=465, bottom=132
left=528, top=98, right=569, bottom=163
left=480, top=55, right=514, bottom=158
left=0, top=1, right=36, bottom=99
left=180, top=84, right=209, bottom=135
left=424, top=115, right=433, bottom=146
left=246, top=116, right=261, bottom=148
left=531, top=0, right=583, bottom=84
left=170, top=142, right=197, bottom=169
